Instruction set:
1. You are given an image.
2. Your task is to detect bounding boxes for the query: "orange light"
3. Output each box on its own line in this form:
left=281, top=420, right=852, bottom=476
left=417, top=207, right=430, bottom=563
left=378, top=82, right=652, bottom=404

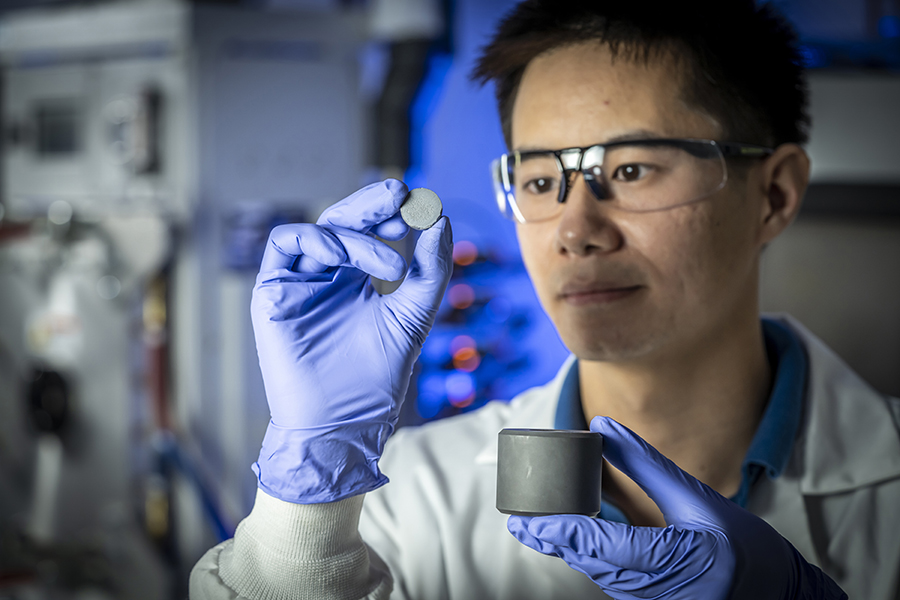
left=449, top=335, right=476, bottom=355
left=448, top=284, right=475, bottom=309
left=449, top=390, right=476, bottom=408
left=452, top=240, right=478, bottom=266
left=450, top=394, right=475, bottom=408
left=452, top=347, right=481, bottom=372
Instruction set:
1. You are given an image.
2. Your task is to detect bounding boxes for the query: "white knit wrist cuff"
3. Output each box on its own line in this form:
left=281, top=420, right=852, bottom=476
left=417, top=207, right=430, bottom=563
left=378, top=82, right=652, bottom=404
left=218, top=489, right=390, bottom=600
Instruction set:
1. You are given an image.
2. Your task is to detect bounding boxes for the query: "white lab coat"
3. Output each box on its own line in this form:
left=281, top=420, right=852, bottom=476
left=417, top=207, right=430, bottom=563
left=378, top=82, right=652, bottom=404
left=191, top=316, right=900, bottom=599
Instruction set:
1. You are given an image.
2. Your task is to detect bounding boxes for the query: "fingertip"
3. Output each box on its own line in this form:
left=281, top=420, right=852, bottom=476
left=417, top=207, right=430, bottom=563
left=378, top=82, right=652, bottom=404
left=507, top=515, right=529, bottom=534
left=524, top=515, right=560, bottom=538
left=440, top=216, right=453, bottom=245
left=372, top=214, right=410, bottom=241
left=416, top=216, right=453, bottom=255
left=407, top=218, right=453, bottom=286
left=374, top=242, right=408, bottom=282
left=590, top=416, right=696, bottom=510
left=507, top=516, right=540, bottom=548
left=591, top=416, right=641, bottom=447
left=440, top=217, right=454, bottom=254
left=435, top=215, right=452, bottom=236
left=589, top=415, right=616, bottom=434
left=385, top=256, right=408, bottom=282
left=590, top=416, right=638, bottom=464
left=384, top=178, right=409, bottom=199
left=294, top=255, right=328, bottom=273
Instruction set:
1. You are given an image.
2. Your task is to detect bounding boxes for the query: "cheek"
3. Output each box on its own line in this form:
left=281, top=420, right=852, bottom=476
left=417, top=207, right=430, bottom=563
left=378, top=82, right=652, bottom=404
left=622, top=206, right=731, bottom=298
left=516, top=224, right=542, bottom=270
left=516, top=224, right=556, bottom=302
left=704, top=195, right=762, bottom=278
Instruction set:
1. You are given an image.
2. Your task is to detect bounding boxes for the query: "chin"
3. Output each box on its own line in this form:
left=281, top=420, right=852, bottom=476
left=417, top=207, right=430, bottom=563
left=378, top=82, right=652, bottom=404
left=566, top=338, right=658, bottom=363
left=555, top=316, right=672, bottom=363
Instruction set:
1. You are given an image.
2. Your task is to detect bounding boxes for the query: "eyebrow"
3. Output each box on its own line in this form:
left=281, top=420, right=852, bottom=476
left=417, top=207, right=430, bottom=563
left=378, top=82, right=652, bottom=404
left=514, top=129, right=663, bottom=153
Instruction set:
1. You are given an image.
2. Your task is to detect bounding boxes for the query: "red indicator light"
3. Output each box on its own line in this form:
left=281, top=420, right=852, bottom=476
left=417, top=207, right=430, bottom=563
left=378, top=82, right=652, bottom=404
left=452, top=347, right=481, bottom=372
left=452, top=240, right=478, bottom=266
left=450, top=335, right=476, bottom=355
left=448, top=284, right=475, bottom=309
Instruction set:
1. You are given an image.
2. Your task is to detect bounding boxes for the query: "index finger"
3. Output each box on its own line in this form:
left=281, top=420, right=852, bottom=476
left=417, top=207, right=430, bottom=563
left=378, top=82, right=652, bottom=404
left=590, top=416, right=717, bottom=523
left=317, top=179, right=409, bottom=233
left=260, top=223, right=346, bottom=272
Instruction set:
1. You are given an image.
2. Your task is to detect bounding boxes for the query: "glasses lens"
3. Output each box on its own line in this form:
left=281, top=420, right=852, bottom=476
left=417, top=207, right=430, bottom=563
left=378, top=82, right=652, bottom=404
left=510, top=152, right=564, bottom=222
left=492, top=141, right=728, bottom=222
left=591, top=141, right=726, bottom=212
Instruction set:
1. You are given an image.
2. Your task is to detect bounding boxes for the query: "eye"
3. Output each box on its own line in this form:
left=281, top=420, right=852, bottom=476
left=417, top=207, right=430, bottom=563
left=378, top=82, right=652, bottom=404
left=523, top=177, right=558, bottom=195
left=612, top=163, right=650, bottom=182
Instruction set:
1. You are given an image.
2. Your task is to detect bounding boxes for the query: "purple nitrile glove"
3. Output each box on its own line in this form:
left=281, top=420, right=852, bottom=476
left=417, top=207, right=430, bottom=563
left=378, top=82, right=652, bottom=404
left=251, top=179, right=453, bottom=504
left=508, top=416, right=847, bottom=600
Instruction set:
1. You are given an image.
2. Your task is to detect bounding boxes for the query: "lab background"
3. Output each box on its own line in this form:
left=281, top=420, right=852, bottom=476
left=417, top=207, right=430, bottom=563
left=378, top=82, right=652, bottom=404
left=0, top=0, right=897, bottom=598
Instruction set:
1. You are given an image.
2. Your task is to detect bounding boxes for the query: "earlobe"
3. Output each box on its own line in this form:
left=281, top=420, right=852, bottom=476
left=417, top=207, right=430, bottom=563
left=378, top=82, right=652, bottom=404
left=758, top=144, right=810, bottom=245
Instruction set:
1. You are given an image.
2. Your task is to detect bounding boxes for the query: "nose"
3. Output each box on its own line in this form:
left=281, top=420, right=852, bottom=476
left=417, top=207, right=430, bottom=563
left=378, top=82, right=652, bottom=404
left=555, top=176, right=623, bottom=256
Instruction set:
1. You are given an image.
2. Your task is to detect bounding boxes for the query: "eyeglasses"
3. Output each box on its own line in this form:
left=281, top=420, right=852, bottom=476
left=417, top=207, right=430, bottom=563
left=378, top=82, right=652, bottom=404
left=491, top=138, right=773, bottom=223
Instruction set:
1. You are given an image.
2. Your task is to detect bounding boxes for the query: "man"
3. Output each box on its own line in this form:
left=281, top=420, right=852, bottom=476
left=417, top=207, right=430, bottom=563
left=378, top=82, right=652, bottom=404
left=191, top=1, right=900, bottom=598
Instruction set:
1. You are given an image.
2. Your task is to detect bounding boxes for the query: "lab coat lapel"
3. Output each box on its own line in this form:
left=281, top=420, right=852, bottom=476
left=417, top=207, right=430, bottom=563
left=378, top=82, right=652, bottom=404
left=782, top=316, right=900, bottom=495
left=746, top=447, right=821, bottom=567
left=750, top=316, right=900, bottom=570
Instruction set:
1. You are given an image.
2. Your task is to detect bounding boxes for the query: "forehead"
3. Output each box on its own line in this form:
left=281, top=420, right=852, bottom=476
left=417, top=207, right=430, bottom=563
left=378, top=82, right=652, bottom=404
left=510, top=42, right=720, bottom=150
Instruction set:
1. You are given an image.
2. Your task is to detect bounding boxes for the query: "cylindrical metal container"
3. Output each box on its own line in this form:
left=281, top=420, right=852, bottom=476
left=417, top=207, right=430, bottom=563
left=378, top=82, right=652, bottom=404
left=496, top=429, right=603, bottom=517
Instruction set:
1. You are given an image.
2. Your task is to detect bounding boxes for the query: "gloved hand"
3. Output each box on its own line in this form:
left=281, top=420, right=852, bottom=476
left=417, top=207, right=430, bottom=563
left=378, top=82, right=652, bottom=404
left=508, top=416, right=847, bottom=600
left=250, top=179, right=453, bottom=504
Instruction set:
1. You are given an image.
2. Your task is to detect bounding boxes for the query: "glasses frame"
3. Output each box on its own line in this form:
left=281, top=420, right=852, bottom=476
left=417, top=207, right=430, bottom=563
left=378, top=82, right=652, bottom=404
left=491, top=138, right=774, bottom=223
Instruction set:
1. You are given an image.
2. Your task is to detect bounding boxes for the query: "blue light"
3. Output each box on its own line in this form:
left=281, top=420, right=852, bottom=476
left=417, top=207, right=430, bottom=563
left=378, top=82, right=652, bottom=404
left=421, top=333, right=451, bottom=363
left=417, top=373, right=448, bottom=419
left=485, top=296, right=512, bottom=323
left=879, top=15, right=900, bottom=39
left=446, top=372, right=475, bottom=402
left=417, top=393, right=444, bottom=420
left=419, top=373, right=447, bottom=397
left=798, top=44, right=827, bottom=69
left=406, top=53, right=454, bottom=187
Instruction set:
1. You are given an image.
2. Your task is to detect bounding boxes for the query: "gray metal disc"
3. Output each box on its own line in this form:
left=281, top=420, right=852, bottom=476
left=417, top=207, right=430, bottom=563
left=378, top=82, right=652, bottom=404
left=400, top=187, right=443, bottom=230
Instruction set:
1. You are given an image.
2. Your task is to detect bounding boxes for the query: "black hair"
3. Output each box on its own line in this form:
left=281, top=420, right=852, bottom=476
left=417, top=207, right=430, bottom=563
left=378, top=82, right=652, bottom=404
left=471, top=0, right=810, bottom=150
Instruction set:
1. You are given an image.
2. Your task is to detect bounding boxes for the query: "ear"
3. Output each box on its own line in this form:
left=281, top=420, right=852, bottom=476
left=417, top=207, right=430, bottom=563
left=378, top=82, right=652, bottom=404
left=756, top=143, right=810, bottom=245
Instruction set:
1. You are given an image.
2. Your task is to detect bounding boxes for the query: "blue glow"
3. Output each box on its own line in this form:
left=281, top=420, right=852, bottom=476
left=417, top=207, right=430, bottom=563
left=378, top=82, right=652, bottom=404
left=879, top=15, right=900, bottom=39
left=446, top=372, right=475, bottom=401
left=419, top=373, right=447, bottom=397
left=406, top=53, right=454, bottom=187
left=421, top=332, right=451, bottom=363
left=417, top=394, right=444, bottom=420
left=798, top=44, right=827, bottom=68
left=417, top=373, right=449, bottom=419
left=485, top=296, right=512, bottom=323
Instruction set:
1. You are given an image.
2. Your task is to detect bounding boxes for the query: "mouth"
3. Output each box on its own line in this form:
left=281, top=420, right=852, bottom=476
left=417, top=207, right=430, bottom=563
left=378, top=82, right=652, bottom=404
left=559, top=284, right=643, bottom=306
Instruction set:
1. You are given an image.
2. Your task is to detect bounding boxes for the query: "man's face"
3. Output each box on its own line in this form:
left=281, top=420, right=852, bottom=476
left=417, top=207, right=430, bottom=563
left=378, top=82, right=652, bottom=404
left=511, top=42, right=767, bottom=362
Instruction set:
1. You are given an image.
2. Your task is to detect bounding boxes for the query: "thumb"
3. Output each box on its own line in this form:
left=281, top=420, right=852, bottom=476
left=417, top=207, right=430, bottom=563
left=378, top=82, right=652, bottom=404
left=388, top=216, right=453, bottom=310
left=590, top=416, right=720, bottom=525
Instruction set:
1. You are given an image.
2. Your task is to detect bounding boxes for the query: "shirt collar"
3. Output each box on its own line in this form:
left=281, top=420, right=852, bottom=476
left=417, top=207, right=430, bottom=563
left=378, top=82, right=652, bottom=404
left=553, top=361, right=586, bottom=431
left=745, top=318, right=808, bottom=479
left=552, top=317, right=808, bottom=505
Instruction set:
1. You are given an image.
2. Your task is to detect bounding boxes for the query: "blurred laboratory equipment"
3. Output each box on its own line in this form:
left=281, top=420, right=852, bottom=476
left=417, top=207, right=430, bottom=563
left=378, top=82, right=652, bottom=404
left=369, top=0, right=445, bottom=181
left=0, top=0, right=370, bottom=597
